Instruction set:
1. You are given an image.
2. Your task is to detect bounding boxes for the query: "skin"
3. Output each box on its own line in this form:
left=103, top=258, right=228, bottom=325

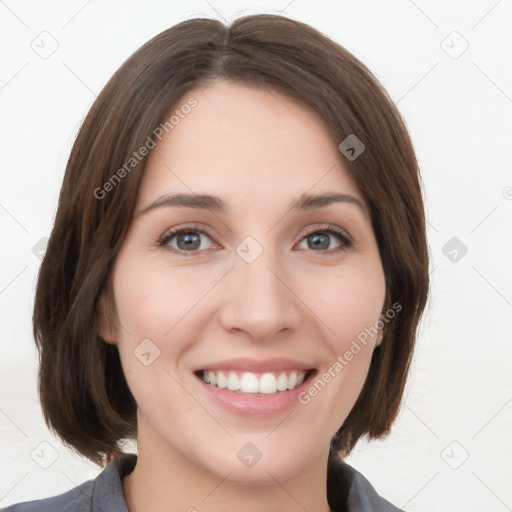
left=99, top=80, right=386, bottom=512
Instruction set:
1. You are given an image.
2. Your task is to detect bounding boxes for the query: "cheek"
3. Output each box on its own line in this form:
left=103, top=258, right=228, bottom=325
left=108, top=258, right=199, bottom=419
left=111, top=256, right=211, bottom=341
left=297, top=271, right=385, bottom=438
left=108, top=256, right=224, bottom=402
left=294, top=257, right=385, bottom=420
left=107, top=257, right=186, bottom=378
left=305, top=260, right=386, bottom=354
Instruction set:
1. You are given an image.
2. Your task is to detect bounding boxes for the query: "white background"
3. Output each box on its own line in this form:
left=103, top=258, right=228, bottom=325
left=1, top=1, right=511, bottom=511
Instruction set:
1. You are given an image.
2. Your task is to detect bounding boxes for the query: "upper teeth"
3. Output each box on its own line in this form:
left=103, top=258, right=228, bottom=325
left=202, top=370, right=307, bottom=394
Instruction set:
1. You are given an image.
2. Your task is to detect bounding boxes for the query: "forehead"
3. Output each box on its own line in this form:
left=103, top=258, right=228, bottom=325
left=138, top=81, right=364, bottom=209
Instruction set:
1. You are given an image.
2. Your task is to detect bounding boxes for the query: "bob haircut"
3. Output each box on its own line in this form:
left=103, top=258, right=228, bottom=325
left=34, top=14, right=429, bottom=467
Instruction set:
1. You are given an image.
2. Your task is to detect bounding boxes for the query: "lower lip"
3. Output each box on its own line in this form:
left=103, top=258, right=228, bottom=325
left=195, top=372, right=316, bottom=417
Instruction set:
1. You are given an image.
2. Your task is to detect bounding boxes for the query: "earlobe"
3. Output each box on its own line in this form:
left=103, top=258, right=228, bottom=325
left=97, top=292, right=118, bottom=345
left=375, top=330, right=384, bottom=347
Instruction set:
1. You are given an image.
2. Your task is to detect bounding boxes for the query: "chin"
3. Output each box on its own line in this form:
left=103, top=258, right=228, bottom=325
left=197, top=434, right=322, bottom=486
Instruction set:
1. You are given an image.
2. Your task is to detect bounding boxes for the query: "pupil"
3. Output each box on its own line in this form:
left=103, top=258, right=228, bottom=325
left=310, top=233, right=329, bottom=250
left=178, top=233, right=200, bottom=250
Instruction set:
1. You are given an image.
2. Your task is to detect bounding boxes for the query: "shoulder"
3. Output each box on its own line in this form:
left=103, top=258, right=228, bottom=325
left=0, top=479, right=94, bottom=512
left=1, top=453, right=137, bottom=512
left=328, top=456, right=405, bottom=512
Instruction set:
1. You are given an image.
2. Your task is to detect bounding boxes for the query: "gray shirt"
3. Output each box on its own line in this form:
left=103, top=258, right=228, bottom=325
left=1, top=453, right=403, bottom=511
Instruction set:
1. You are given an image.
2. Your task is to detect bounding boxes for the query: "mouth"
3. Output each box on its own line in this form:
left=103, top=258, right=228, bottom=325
left=192, top=357, right=318, bottom=416
left=194, top=368, right=317, bottom=395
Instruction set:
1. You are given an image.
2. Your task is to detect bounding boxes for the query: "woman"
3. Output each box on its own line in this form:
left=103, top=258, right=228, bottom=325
left=3, top=14, right=428, bottom=512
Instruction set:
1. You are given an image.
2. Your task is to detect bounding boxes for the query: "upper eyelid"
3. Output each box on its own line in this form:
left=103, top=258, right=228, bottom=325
left=161, top=224, right=217, bottom=242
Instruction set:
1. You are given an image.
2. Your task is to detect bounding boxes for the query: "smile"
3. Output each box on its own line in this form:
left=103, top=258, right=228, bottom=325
left=193, top=357, right=317, bottom=416
left=197, top=369, right=314, bottom=394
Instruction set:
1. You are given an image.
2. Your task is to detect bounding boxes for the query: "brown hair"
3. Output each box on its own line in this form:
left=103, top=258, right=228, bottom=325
left=33, top=14, right=429, bottom=467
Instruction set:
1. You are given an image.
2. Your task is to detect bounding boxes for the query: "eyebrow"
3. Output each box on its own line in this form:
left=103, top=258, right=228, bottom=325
left=137, top=191, right=367, bottom=217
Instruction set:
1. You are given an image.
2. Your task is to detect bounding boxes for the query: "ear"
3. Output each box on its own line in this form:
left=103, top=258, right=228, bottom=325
left=375, top=329, right=384, bottom=347
left=97, top=291, right=118, bottom=345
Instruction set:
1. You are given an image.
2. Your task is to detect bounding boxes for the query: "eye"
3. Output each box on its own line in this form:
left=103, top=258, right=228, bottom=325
left=158, top=223, right=352, bottom=256
left=159, top=227, right=217, bottom=254
left=296, top=225, right=352, bottom=253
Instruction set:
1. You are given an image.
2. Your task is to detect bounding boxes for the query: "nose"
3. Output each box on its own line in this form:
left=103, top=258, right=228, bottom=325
left=218, top=245, right=303, bottom=342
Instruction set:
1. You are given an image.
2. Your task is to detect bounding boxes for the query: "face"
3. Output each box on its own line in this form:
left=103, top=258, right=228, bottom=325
left=100, top=80, right=386, bottom=484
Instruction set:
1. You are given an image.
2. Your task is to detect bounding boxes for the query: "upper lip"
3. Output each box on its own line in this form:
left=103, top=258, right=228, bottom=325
left=194, top=357, right=315, bottom=373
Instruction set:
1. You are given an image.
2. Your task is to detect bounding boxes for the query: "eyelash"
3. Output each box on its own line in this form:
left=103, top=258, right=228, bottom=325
left=157, top=223, right=353, bottom=257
